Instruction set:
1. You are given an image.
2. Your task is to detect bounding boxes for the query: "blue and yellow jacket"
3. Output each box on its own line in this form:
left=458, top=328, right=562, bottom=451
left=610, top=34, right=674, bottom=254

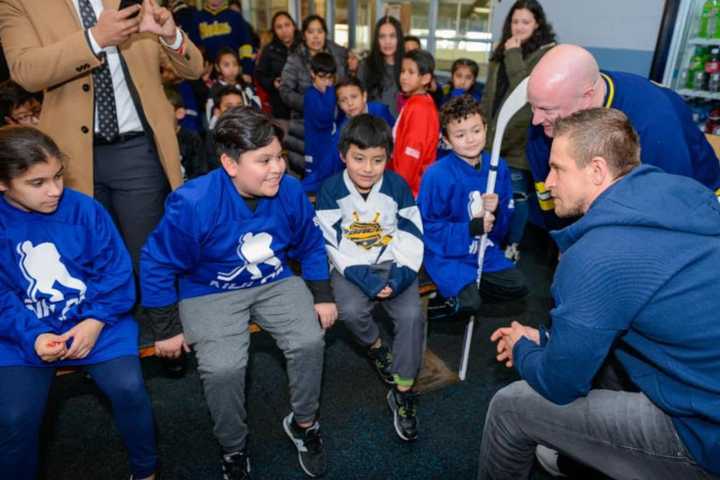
left=527, top=70, right=720, bottom=230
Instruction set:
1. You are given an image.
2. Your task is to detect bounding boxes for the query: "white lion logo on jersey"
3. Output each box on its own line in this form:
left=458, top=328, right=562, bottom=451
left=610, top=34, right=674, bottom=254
left=217, top=232, right=283, bottom=284
left=17, top=241, right=87, bottom=320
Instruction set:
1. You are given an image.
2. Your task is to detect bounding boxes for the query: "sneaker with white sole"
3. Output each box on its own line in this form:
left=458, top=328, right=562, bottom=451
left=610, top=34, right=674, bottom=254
left=282, top=412, right=327, bottom=477
left=386, top=388, right=418, bottom=442
left=535, top=445, right=567, bottom=477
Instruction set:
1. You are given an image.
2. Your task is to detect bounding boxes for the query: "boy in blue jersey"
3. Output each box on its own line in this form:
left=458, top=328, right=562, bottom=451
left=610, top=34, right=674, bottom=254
left=303, top=52, right=342, bottom=193
left=335, top=77, right=395, bottom=130
left=316, top=114, right=425, bottom=442
left=140, top=108, right=337, bottom=479
left=0, top=126, right=157, bottom=480
left=418, top=95, right=527, bottom=317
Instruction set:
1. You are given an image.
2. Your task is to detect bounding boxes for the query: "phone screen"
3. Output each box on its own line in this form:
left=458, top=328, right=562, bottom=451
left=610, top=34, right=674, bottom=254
left=118, top=0, right=142, bottom=18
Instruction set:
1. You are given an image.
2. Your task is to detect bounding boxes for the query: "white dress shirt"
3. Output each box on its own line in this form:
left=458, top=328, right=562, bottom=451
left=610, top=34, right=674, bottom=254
left=72, top=0, right=181, bottom=135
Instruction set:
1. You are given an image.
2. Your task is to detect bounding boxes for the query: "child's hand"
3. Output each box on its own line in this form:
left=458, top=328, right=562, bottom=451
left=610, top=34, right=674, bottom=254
left=60, top=318, right=105, bottom=360
left=376, top=286, right=393, bottom=299
left=483, top=211, right=496, bottom=234
left=34, top=333, right=68, bottom=363
left=155, top=333, right=190, bottom=359
left=482, top=193, right=499, bottom=213
left=315, top=302, right=338, bottom=329
left=274, top=77, right=282, bottom=89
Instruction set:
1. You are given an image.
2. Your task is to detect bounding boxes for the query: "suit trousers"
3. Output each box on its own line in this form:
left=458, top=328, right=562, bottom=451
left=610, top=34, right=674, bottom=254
left=93, top=133, right=170, bottom=270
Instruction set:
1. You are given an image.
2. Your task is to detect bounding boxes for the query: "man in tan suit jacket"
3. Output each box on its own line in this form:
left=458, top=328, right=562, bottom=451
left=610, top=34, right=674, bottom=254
left=0, top=0, right=204, bottom=267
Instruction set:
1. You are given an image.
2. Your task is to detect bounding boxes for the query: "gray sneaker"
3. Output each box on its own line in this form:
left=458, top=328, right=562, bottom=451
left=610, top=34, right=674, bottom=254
left=282, top=412, right=327, bottom=477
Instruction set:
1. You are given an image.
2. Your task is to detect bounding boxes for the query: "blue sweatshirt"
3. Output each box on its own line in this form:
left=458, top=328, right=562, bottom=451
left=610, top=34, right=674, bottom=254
left=514, top=165, right=720, bottom=475
left=0, top=190, right=137, bottom=367
left=316, top=170, right=424, bottom=298
left=527, top=70, right=720, bottom=229
left=140, top=169, right=329, bottom=308
left=303, top=85, right=343, bottom=193
left=417, top=151, right=514, bottom=298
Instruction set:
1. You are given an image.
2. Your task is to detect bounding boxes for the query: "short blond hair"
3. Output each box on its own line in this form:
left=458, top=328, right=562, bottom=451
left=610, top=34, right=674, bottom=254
left=554, top=108, right=641, bottom=178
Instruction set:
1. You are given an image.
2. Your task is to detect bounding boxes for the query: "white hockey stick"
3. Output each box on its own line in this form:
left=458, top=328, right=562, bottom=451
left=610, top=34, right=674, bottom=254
left=459, top=77, right=530, bottom=381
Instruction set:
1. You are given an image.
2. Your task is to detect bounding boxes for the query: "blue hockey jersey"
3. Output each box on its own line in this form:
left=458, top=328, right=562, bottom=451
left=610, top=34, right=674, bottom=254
left=196, top=7, right=255, bottom=75
left=316, top=170, right=424, bottom=298
left=0, top=190, right=138, bottom=367
left=417, top=151, right=514, bottom=298
left=140, top=169, right=330, bottom=308
left=303, top=85, right=343, bottom=193
left=527, top=70, right=720, bottom=229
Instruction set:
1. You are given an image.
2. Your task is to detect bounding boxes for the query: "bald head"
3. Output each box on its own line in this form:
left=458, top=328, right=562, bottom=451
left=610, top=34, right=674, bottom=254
left=527, top=44, right=604, bottom=137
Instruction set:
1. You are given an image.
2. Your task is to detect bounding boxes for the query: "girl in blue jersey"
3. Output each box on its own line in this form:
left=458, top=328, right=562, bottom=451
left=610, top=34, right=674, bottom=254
left=0, top=126, right=157, bottom=479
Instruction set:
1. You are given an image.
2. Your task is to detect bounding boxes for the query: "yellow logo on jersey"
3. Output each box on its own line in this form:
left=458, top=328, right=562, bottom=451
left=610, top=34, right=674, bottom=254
left=344, top=212, right=392, bottom=250
left=199, top=21, right=232, bottom=40
left=534, top=181, right=555, bottom=211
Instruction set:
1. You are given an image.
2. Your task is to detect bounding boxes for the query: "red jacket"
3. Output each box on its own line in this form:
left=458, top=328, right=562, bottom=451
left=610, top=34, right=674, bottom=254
left=391, top=93, right=439, bottom=196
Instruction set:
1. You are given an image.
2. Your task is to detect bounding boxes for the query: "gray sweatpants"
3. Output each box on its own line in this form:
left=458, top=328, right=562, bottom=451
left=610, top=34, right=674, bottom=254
left=179, top=276, right=324, bottom=452
left=477, top=380, right=716, bottom=480
left=331, top=263, right=425, bottom=384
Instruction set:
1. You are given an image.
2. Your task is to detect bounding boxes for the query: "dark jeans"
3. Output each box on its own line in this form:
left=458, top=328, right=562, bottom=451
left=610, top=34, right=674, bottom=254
left=93, top=134, right=170, bottom=270
left=0, top=356, right=157, bottom=479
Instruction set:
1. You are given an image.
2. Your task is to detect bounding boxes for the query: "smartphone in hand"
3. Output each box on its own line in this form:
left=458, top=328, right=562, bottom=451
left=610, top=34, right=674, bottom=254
left=118, top=0, right=143, bottom=18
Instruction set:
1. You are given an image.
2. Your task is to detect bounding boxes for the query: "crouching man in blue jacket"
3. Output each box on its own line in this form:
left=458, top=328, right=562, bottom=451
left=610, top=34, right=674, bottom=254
left=478, top=108, right=720, bottom=480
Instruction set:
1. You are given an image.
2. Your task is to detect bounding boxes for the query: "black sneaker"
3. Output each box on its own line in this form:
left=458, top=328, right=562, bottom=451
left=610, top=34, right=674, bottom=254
left=368, top=344, right=394, bottom=384
left=222, top=449, right=251, bottom=480
left=386, top=388, right=418, bottom=442
left=282, top=413, right=327, bottom=477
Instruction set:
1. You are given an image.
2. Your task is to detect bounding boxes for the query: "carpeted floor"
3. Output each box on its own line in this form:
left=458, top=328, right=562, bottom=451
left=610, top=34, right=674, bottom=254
left=38, top=227, right=578, bottom=480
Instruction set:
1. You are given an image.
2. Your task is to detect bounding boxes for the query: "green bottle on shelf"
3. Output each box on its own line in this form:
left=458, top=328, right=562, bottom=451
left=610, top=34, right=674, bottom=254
left=700, top=0, right=718, bottom=38
left=689, top=46, right=709, bottom=88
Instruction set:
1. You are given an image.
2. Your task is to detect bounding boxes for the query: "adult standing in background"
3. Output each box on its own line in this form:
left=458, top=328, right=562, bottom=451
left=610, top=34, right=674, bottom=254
left=256, top=11, right=301, bottom=121
left=480, top=0, right=555, bottom=262
left=357, top=16, right=404, bottom=117
left=280, top=14, right=347, bottom=173
left=0, top=0, right=204, bottom=268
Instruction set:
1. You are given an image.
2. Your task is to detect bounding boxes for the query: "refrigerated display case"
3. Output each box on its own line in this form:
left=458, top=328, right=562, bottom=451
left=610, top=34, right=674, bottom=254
left=660, top=0, right=720, bottom=134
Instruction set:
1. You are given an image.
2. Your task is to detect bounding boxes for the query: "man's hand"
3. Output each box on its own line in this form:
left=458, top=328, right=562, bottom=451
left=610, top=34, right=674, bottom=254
left=91, top=7, right=142, bottom=48
left=490, top=321, right=540, bottom=368
left=315, top=302, right=338, bottom=329
left=61, top=318, right=105, bottom=360
left=35, top=333, right=68, bottom=362
left=155, top=333, right=190, bottom=359
left=482, top=193, right=499, bottom=213
left=139, top=0, right=178, bottom=44
left=376, top=285, right=393, bottom=299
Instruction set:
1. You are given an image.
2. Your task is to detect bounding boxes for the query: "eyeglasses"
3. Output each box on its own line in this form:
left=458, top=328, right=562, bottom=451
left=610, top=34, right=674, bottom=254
left=11, top=105, right=41, bottom=124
